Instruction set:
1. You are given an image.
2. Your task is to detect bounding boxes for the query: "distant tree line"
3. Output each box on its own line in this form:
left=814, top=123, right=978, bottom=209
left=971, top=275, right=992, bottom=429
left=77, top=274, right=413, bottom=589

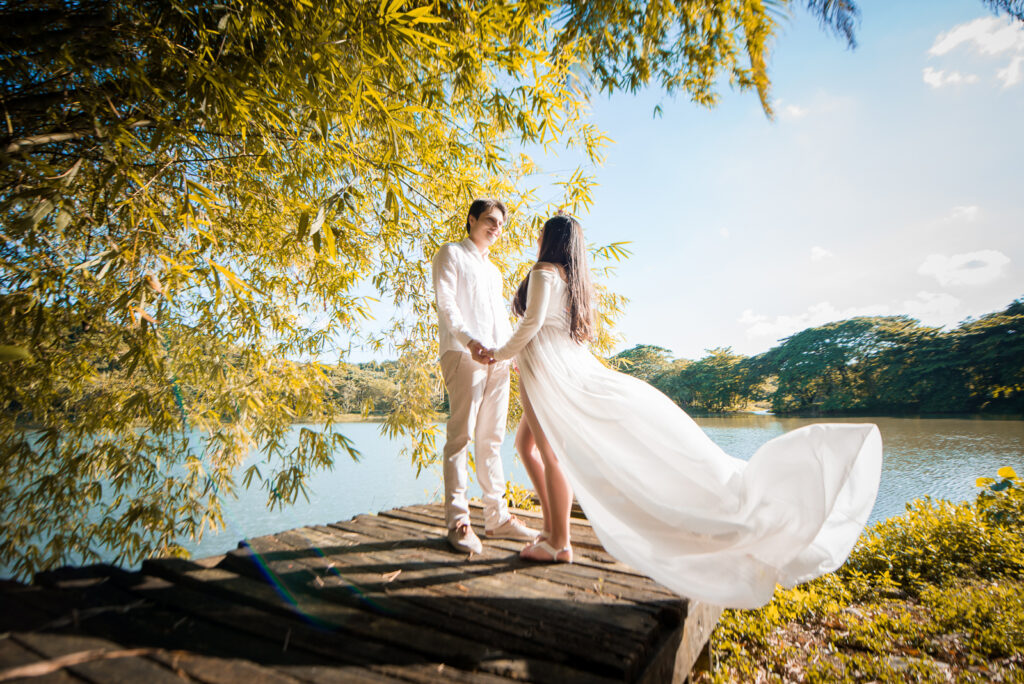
left=324, top=361, right=405, bottom=417
left=612, top=297, right=1024, bottom=416
left=324, top=297, right=1024, bottom=418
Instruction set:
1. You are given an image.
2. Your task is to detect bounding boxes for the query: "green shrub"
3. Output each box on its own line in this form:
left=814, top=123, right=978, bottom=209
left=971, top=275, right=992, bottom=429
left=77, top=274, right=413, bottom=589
left=922, top=580, right=1024, bottom=660
left=804, top=651, right=959, bottom=684
left=701, top=469, right=1024, bottom=683
left=504, top=481, right=539, bottom=511
left=841, top=469, right=1024, bottom=595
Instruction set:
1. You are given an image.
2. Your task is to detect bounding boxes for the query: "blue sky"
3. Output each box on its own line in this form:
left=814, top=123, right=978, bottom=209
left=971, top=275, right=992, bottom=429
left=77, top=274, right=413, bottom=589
left=343, top=1, right=1023, bottom=364
left=563, top=0, right=1024, bottom=360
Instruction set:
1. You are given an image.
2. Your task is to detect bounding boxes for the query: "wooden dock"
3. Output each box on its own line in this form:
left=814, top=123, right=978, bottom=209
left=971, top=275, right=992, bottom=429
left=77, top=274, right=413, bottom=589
left=0, top=502, right=720, bottom=683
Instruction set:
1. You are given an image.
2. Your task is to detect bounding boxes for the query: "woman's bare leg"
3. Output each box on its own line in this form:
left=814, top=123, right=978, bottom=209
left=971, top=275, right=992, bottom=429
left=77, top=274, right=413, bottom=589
left=519, top=385, right=573, bottom=560
left=515, top=387, right=550, bottom=537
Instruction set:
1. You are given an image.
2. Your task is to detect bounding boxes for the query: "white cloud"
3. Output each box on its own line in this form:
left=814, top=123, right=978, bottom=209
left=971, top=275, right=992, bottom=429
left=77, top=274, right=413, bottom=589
left=997, top=55, right=1024, bottom=87
left=929, top=17, right=1024, bottom=56
left=947, top=205, right=980, bottom=222
left=922, top=66, right=979, bottom=88
left=902, top=291, right=962, bottom=324
left=927, top=17, right=1024, bottom=89
left=771, top=94, right=855, bottom=123
left=739, top=292, right=967, bottom=344
left=772, top=98, right=810, bottom=120
left=719, top=227, right=731, bottom=239
left=739, top=302, right=886, bottom=343
left=918, top=250, right=1011, bottom=286
left=810, top=246, right=834, bottom=261
left=783, top=104, right=808, bottom=119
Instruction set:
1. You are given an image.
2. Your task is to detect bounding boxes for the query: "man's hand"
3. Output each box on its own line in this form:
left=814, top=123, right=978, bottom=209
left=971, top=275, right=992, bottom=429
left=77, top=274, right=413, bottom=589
left=468, top=340, right=496, bottom=365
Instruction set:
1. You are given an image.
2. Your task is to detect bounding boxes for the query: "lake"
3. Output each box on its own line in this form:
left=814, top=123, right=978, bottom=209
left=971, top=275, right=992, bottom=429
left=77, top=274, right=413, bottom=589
left=178, top=414, right=1024, bottom=561
left=3, top=415, right=1021, bottom=577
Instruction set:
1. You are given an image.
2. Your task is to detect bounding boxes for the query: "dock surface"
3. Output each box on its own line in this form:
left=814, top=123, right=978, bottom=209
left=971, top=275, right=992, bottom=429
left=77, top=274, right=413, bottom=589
left=1, top=502, right=720, bottom=683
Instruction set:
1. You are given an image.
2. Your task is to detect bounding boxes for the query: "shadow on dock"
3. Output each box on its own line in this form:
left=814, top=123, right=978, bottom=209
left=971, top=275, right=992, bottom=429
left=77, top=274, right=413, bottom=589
left=0, top=503, right=720, bottom=683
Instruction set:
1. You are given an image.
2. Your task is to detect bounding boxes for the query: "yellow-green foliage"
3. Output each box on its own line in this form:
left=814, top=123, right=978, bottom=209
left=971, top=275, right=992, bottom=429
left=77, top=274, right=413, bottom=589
left=703, top=470, right=1024, bottom=682
left=503, top=481, right=540, bottom=512
left=5, top=0, right=831, bottom=579
left=922, top=581, right=1024, bottom=660
left=844, top=496, right=1024, bottom=594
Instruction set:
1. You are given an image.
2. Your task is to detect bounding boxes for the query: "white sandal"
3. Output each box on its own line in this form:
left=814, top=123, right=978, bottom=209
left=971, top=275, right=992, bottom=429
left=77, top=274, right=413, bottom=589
left=519, top=540, right=572, bottom=563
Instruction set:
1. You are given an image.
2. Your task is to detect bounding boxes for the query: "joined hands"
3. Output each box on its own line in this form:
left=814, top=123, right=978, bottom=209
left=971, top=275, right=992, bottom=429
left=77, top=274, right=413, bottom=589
left=468, top=340, right=497, bottom=365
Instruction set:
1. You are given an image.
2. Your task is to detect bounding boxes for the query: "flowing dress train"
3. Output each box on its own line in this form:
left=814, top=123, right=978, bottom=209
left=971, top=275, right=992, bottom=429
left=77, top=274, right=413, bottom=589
left=491, top=268, right=883, bottom=609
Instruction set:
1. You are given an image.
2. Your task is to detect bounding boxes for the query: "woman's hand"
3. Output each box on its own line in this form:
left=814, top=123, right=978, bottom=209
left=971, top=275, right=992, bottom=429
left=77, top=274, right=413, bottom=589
left=468, top=340, right=495, bottom=364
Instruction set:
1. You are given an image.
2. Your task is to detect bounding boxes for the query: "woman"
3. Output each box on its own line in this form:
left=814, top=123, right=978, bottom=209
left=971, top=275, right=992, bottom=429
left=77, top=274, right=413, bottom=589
left=484, top=213, right=882, bottom=610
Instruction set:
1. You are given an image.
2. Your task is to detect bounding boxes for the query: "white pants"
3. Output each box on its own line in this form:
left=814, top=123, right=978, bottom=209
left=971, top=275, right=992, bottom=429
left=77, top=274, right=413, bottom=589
left=440, top=350, right=511, bottom=531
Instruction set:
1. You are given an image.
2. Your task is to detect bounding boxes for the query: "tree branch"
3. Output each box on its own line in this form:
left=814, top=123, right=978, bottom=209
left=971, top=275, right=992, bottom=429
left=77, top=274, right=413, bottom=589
left=4, top=120, right=154, bottom=154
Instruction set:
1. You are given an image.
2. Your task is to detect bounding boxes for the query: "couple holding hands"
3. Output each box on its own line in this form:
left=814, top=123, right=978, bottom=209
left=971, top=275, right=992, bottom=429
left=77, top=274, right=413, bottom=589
left=431, top=198, right=883, bottom=609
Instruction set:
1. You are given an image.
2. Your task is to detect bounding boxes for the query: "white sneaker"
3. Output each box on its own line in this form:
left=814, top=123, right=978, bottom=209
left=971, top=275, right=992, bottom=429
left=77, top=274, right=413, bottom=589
left=485, top=514, right=541, bottom=541
left=447, top=522, right=483, bottom=554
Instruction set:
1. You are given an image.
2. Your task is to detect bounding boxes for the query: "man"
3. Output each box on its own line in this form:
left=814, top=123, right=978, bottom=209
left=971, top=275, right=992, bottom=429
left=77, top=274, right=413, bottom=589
left=432, top=198, right=539, bottom=553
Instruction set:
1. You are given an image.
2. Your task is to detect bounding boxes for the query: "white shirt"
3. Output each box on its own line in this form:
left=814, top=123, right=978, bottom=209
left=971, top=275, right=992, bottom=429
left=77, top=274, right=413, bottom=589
left=432, top=238, right=513, bottom=356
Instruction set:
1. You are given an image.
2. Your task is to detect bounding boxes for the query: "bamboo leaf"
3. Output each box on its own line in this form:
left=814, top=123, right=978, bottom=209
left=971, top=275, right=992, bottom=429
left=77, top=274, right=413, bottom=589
left=208, top=260, right=253, bottom=294
left=0, top=345, right=32, bottom=362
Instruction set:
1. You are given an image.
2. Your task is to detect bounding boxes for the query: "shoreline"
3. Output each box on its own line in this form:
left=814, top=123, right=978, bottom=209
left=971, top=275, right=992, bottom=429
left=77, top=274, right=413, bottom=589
left=11, top=410, right=1022, bottom=431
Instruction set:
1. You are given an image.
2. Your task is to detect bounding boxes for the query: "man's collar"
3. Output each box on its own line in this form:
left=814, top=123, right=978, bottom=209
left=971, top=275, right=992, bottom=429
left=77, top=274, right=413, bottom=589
left=461, top=236, right=488, bottom=257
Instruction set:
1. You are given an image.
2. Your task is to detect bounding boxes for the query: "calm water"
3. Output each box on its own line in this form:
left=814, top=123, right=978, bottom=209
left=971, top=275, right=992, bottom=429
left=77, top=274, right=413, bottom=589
left=178, top=414, right=1024, bottom=561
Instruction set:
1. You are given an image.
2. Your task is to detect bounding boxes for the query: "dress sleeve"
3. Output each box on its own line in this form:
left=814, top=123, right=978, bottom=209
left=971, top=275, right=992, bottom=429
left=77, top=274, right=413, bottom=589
left=492, top=268, right=556, bottom=361
left=432, top=245, right=473, bottom=347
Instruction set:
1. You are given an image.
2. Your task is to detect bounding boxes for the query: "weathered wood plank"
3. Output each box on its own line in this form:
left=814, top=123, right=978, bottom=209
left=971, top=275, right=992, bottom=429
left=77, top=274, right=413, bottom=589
left=31, top=566, right=386, bottom=684
left=672, top=600, right=722, bottom=683
left=0, top=593, right=57, bottom=635
left=144, top=556, right=611, bottom=684
left=4, top=501, right=718, bottom=683
left=177, top=557, right=614, bottom=684
left=10, top=632, right=179, bottom=684
left=320, top=519, right=678, bottom=678
left=301, top=519, right=664, bottom=655
left=320, top=514, right=667, bottom=635
left=139, top=558, right=461, bottom=667
left=231, top=524, right=627, bottom=681
left=150, top=651, right=304, bottom=684
left=217, top=533, right=518, bottom=663
left=404, top=502, right=599, bottom=546
left=0, top=637, right=83, bottom=684
left=298, top=520, right=656, bottom=680
left=392, top=503, right=629, bottom=570
left=362, top=503, right=719, bottom=682
left=354, top=505, right=634, bottom=583
left=116, top=570, right=413, bottom=683
left=373, top=508, right=682, bottom=606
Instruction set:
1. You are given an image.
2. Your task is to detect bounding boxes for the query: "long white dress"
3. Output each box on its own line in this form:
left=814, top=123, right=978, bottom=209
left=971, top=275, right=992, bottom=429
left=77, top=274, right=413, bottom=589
left=491, top=268, right=883, bottom=609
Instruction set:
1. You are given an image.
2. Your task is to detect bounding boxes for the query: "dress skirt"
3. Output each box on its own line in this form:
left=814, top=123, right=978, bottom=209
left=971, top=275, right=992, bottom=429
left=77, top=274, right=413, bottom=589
left=516, top=324, right=882, bottom=609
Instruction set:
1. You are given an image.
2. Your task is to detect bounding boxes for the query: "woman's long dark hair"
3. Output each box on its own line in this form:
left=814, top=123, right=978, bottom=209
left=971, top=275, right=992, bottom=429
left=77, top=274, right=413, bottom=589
left=512, top=214, right=595, bottom=343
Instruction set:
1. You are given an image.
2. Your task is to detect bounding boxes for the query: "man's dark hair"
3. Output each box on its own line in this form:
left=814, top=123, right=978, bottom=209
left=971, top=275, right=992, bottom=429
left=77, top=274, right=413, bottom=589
left=465, top=198, right=508, bottom=234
